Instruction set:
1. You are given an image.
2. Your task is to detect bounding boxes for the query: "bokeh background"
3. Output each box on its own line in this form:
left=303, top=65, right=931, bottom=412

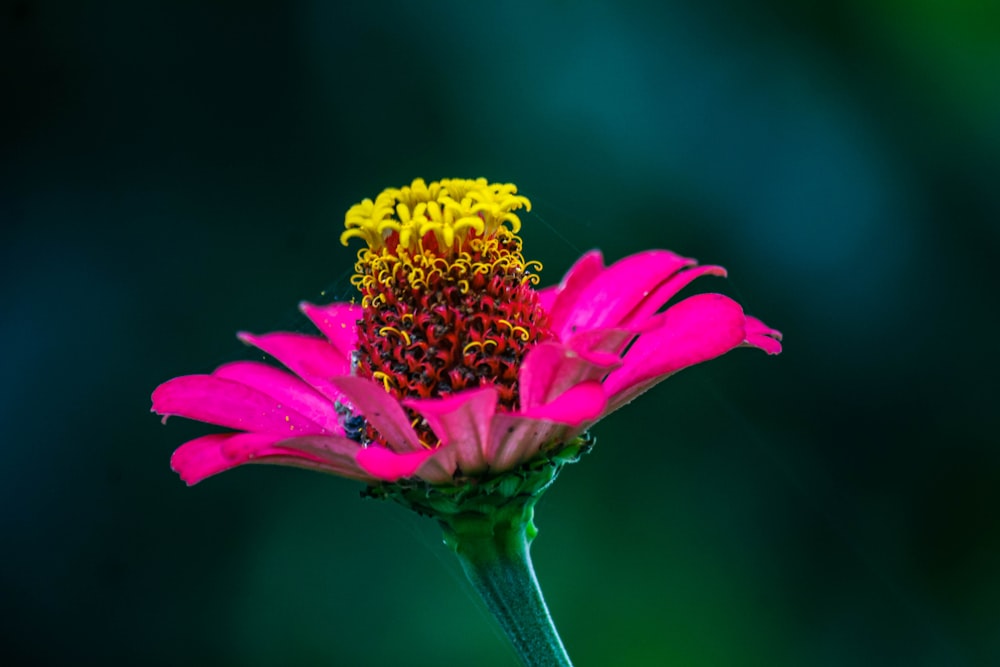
left=3, top=1, right=999, bottom=665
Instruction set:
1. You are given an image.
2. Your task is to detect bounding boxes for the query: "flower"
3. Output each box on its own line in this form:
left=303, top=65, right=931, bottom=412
left=153, top=178, right=782, bottom=488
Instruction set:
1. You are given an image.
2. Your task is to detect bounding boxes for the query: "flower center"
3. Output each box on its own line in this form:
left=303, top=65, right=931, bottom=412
left=341, top=178, right=554, bottom=447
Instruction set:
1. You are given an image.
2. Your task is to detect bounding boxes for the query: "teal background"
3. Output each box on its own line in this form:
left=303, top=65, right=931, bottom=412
left=3, top=1, right=999, bottom=665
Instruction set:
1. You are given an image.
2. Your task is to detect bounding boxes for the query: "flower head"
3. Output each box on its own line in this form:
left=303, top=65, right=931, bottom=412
left=153, top=178, right=782, bottom=491
left=344, top=179, right=550, bottom=427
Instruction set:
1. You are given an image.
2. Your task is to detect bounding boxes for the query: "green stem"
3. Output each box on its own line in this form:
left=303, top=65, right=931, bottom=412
left=440, top=500, right=573, bottom=667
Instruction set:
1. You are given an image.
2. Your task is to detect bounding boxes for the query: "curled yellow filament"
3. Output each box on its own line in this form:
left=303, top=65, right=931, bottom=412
left=378, top=326, right=412, bottom=345
left=372, top=371, right=393, bottom=391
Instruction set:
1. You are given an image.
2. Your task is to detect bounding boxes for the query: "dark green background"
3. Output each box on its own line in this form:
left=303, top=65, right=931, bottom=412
left=3, top=1, right=998, bottom=665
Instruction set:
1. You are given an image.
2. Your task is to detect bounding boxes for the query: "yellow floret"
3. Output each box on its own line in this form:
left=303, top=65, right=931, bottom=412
left=341, top=178, right=531, bottom=253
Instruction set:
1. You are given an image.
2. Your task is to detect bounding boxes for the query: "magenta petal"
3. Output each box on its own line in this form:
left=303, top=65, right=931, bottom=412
left=407, top=445, right=457, bottom=486
left=518, top=342, right=619, bottom=410
left=238, top=331, right=351, bottom=402
left=485, top=409, right=591, bottom=472
left=618, top=264, right=727, bottom=330
left=170, top=432, right=297, bottom=485
left=536, top=285, right=559, bottom=316
left=519, top=380, right=607, bottom=427
left=546, top=250, right=605, bottom=334
left=405, top=387, right=498, bottom=477
left=299, top=301, right=361, bottom=356
left=152, top=375, right=329, bottom=435
left=744, top=316, right=784, bottom=355
left=482, top=382, right=606, bottom=473
left=171, top=433, right=248, bottom=485
left=556, top=250, right=697, bottom=338
left=328, top=376, right=423, bottom=453
left=238, top=434, right=372, bottom=481
left=486, top=413, right=563, bottom=472
left=170, top=432, right=371, bottom=485
left=482, top=380, right=608, bottom=472
left=565, top=327, right=637, bottom=357
left=356, top=446, right=435, bottom=482
left=603, top=293, right=747, bottom=412
left=212, top=361, right=343, bottom=434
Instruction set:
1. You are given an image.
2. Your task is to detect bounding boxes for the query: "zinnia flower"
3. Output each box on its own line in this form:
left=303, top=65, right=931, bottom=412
left=152, top=178, right=781, bottom=667
left=154, top=178, right=781, bottom=488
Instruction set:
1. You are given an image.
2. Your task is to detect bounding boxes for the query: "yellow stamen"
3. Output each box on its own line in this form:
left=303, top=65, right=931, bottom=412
left=372, top=371, right=393, bottom=392
left=341, top=179, right=547, bottom=336
left=378, top=326, right=412, bottom=345
left=497, top=319, right=532, bottom=342
left=340, top=178, right=530, bottom=254
left=408, top=266, right=426, bottom=285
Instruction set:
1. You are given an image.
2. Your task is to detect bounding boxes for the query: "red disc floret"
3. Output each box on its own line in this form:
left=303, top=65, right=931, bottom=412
left=354, top=229, right=552, bottom=446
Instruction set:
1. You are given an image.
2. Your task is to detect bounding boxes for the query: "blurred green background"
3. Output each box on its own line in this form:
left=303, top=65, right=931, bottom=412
left=3, top=0, right=999, bottom=665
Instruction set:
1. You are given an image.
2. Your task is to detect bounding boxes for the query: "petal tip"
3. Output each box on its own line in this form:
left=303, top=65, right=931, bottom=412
left=744, top=317, right=783, bottom=355
left=356, top=446, right=434, bottom=482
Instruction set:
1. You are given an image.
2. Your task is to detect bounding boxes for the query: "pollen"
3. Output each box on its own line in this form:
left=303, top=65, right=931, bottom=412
left=341, top=178, right=554, bottom=447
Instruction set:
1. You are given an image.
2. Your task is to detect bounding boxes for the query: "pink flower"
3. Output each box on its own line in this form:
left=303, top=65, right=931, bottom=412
left=153, top=179, right=781, bottom=487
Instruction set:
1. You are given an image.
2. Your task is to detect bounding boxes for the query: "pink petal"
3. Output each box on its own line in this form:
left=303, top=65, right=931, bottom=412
left=545, top=250, right=605, bottom=334
left=536, top=285, right=558, bottom=315
left=328, top=376, right=423, bottom=453
left=564, top=327, right=638, bottom=357
left=238, top=331, right=351, bottom=402
left=618, top=264, right=727, bottom=330
left=485, top=381, right=608, bottom=472
left=555, top=250, right=697, bottom=338
left=171, top=433, right=248, bottom=484
left=405, top=387, right=498, bottom=478
left=518, top=342, right=619, bottom=410
left=744, top=316, right=784, bottom=355
left=299, top=301, right=362, bottom=357
left=486, top=413, right=564, bottom=472
left=258, top=434, right=373, bottom=481
left=519, top=380, right=607, bottom=427
left=410, top=455, right=456, bottom=486
left=212, top=361, right=343, bottom=434
left=170, top=432, right=371, bottom=485
left=152, top=375, right=330, bottom=435
left=602, top=293, right=748, bottom=413
left=355, top=446, right=435, bottom=482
